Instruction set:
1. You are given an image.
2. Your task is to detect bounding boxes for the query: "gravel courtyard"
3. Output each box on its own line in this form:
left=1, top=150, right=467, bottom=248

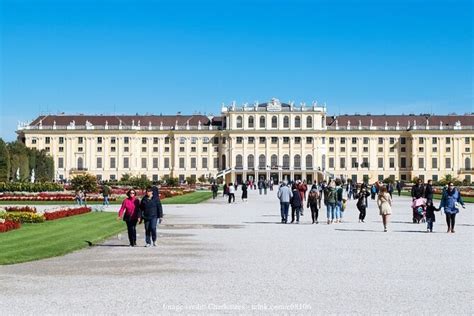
left=1, top=188, right=472, bottom=315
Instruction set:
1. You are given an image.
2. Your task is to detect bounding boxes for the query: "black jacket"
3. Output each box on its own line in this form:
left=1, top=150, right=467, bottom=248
left=424, top=184, right=434, bottom=201
left=411, top=184, right=425, bottom=199
left=140, top=196, right=163, bottom=220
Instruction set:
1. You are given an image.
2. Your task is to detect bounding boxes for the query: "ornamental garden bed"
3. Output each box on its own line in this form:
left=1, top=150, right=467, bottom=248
left=0, top=219, right=21, bottom=233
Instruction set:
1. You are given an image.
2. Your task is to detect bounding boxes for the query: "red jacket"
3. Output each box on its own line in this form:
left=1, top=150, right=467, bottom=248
left=118, top=197, right=141, bottom=221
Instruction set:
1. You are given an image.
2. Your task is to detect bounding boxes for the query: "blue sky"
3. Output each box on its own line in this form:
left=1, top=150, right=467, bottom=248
left=1, top=0, right=472, bottom=141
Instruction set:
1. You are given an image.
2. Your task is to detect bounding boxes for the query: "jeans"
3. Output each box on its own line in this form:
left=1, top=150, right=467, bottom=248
left=291, top=206, right=300, bottom=222
left=76, top=198, right=83, bottom=206
left=310, top=204, right=319, bottom=223
left=212, top=191, right=217, bottom=199
left=280, top=202, right=289, bottom=223
left=335, top=202, right=342, bottom=220
left=326, top=203, right=336, bottom=220
left=228, top=193, right=235, bottom=203
left=359, top=207, right=366, bottom=221
left=259, top=188, right=263, bottom=195
left=426, top=218, right=434, bottom=231
left=126, top=220, right=138, bottom=245
left=103, top=196, right=109, bottom=206
left=144, top=217, right=158, bottom=244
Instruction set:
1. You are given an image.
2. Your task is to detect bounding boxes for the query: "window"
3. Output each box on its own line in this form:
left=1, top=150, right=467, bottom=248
left=351, top=158, right=358, bottom=168
left=164, top=158, right=170, bottom=168
left=179, top=158, right=185, bottom=168
left=153, top=147, right=158, bottom=152
left=142, top=137, right=147, bottom=144
left=419, top=137, right=424, bottom=144
left=58, top=157, right=64, bottom=169
left=283, top=116, right=289, bottom=128
left=97, top=137, right=103, bottom=144
left=378, top=147, right=383, bottom=153
left=153, top=137, right=158, bottom=144
left=389, top=158, right=395, bottom=168
left=203, top=137, right=210, bottom=144
left=164, top=147, right=169, bottom=152
left=329, top=157, right=334, bottom=168
left=248, top=116, right=254, bottom=128
left=329, top=137, right=334, bottom=144
left=222, top=137, right=226, bottom=144
left=363, top=147, right=368, bottom=153
left=352, top=137, right=357, bottom=144
left=389, top=137, right=395, bottom=144
left=164, top=137, right=170, bottom=144
left=180, top=147, right=185, bottom=152
left=340, top=157, right=346, bottom=169
left=432, top=175, right=438, bottom=182
left=341, top=147, right=346, bottom=152
left=418, top=147, right=424, bottom=152
left=465, top=157, right=471, bottom=170
left=214, top=147, right=219, bottom=152
left=191, top=147, right=196, bottom=152
left=306, top=116, right=313, bottom=128
left=445, top=137, right=451, bottom=145
left=432, top=137, right=437, bottom=144
left=271, top=116, right=277, bottom=128
left=142, top=147, right=147, bottom=153
left=401, top=147, right=406, bottom=152
left=465, top=137, right=470, bottom=144
left=236, top=137, right=243, bottom=144
left=390, top=147, right=395, bottom=153
left=271, top=155, right=278, bottom=169
left=202, top=147, right=207, bottom=153
left=271, top=137, right=278, bottom=144
left=340, top=137, right=346, bottom=144
left=432, top=147, right=437, bottom=152
left=123, top=157, right=129, bottom=169
left=111, top=147, right=116, bottom=152
left=78, top=147, right=83, bottom=152
left=258, top=154, right=266, bottom=169
left=378, top=158, right=384, bottom=168
left=78, top=137, right=84, bottom=144
left=59, top=147, right=64, bottom=152
left=306, top=155, right=313, bottom=169
left=45, top=137, right=51, bottom=144
left=236, top=116, right=243, bottom=128
left=362, top=157, right=369, bottom=168
left=202, top=157, right=208, bottom=169
left=418, top=158, right=424, bottom=169
left=111, top=137, right=116, bottom=144
left=445, top=158, right=451, bottom=169
left=110, top=157, right=116, bottom=169
left=378, top=137, right=383, bottom=144
left=363, top=137, right=369, bottom=144
left=446, top=147, right=451, bottom=152
left=248, top=137, right=254, bottom=144
left=191, top=157, right=196, bottom=168
left=283, top=137, right=289, bottom=144
left=141, top=158, right=147, bottom=169
left=191, top=137, right=197, bottom=144
left=180, top=137, right=186, bottom=144
left=124, top=137, right=129, bottom=144
left=352, top=147, right=357, bottom=153
left=97, top=157, right=102, bottom=169
left=400, top=137, right=406, bottom=145
left=59, top=137, right=64, bottom=144
left=213, top=157, right=219, bottom=169
left=247, top=155, right=255, bottom=169
left=235, top=155, right=243, bottom=169
left=259, top=137, right=266, bottom=144
left=152, top=175, right=159, bottom=182
left=153, top=158, right=158, bottom=168
left=97, top=147, right=102, bottom=152
left=306, top=137, right=313, bottom=144
left=329, top=147, right=334, bottom=153
left=295, top=137, right=301, bottom=144
left=31, top=139, right=37, bottom=144
left=283, top=155, right=290, bottom=169
left=294, top=155, right=301, bottom=169
left=294, top=116, right=301, bottom=128
left=432, top=157, right=438, bottom=169
left=400, top=157, right=406, bottom=168
left=259, top=116, right=266, bottom=128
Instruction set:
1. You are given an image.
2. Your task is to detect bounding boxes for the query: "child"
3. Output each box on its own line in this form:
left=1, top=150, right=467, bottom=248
left=425, top=200, right=439, bottom=232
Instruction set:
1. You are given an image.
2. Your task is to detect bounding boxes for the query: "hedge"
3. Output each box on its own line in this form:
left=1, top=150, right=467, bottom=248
left=0, top=182, right=63, bottom=192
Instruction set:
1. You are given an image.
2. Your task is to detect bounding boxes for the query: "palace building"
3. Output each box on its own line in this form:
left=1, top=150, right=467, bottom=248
left=17, top=98, right=474, bottom=184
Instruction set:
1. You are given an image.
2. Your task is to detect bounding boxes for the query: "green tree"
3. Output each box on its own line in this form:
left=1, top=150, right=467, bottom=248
left=0, top=138, right=10, bottom=182
left=71, top=174, right=98, bottom=194
left=129, top=175, right=151, bottom=190
left=8, top=141, right=29, bottom=181
left=186, top=176, right=196, bottom=185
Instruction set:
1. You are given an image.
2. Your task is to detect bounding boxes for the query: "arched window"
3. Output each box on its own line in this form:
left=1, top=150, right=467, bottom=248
left=283, top=155, right=290, bottom=170
left=77, top=157, right=84, bottom=170
left=236, top=116, right=243, bottom=128
left=294, top=116, right=301, bottom=128
left=259, top=154, right=266, bottom=169
left=248, top=116, right=254, bottom=128
left=306, top=116, right=313, bottom=128
left=247, top=154, right=254, bottom=169
left=306, top=154, right=313, bottom=170
left=271, top=116, right=278, bottom=128
left=235, top=154, right=243, bottom=169
left=222, top=155, right=226, bottom=170
left=294, top=155, right=301, bottom=169
left=283, top=116, right=289, bottom=128
left=271, top=154, right=278, bottom=169
left=321, top=154, right=326, bottom=170
left=259, top=116, right=266, bottom=128
left=466, top=157, right=471, bottom=170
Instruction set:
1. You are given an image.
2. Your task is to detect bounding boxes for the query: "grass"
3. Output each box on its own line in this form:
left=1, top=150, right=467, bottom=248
left=399, top=191, right=474, bottom=203
left=0, top=191, right=213, bottom=206
left=0, top=212, right=124, bottom=265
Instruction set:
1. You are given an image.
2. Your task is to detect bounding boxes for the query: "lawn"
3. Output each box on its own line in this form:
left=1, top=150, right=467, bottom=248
left=0, top=191, right=213, bottom=206
left=399, top=191, right=474, bottom=203
left=0, top=212, right=124, bottom=265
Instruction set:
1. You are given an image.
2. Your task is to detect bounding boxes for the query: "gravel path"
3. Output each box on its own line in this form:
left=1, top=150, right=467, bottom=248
left=1, top=188, right=472, bottom=315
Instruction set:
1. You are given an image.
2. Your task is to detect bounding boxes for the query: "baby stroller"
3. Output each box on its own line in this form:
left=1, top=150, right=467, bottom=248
left=411, top=197, right=426, bottom=223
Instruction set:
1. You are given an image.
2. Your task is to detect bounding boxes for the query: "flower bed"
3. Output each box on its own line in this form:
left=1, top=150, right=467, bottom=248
left=43, top=207, right=91, bottom=221
left=0, top=219, right=21, bottom=233
left=5, top=206, right=37, bottom=213
left=0, top=212, right=45, bottom=223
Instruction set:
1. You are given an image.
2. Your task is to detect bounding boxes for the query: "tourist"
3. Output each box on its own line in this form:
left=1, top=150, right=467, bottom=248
left=439, top=182, right=465, bottom=233
left=324, top=181, right=337, bottom=224
left=347, top=181, right=353, bottom=200
left=290, top=184, right=302, bottom=223
left=277, top=181, right=292, bottom=224
left=241, top=182, right=248, bottom=202
left=140, top=186, right=163, bottom=247
left=227, top=182, right=236, bottom=203
left=117, top=189, right=141, bottom=247
left=335, top=179, right=344, bottom=223
left=424, top=180, right=434, bottom=204
left=411, top=178, right=425, bottom=200
left=357, top=185, right=370, bottom=223
left=377, top=186, right=392, bottom=232
left=370, top=184, right=377, bottom=200
left=263, top=180, right=268, bottom=195
left=75, top=190, right=84, bottom=206
left=425, top=200, right=439, bottom=233
left=396, top=181, right=402, bottom=196
left=307, top=188, right=320, bottom=224
left=269, top=178, right=274, bottom=191
left=223, top=183, right=228, bottom=197
left=387, top=182, right=394, bottom=198
left=211, top=182, right=218, bottom=199
left=102, top=184, right=111, bottom=206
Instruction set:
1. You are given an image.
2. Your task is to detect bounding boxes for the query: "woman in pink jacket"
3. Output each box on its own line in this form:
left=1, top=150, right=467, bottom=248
left=117, top=189, right=141, bottom=246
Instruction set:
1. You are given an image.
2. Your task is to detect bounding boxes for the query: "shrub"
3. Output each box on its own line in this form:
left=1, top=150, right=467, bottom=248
left=0, top=182, right=63, bottom=192
left=43, top=207, right=91, bottom=221
left=5, top=206, right=37, bottom=213
left=0, top=219, right=21, bottom=233
left=0, top=212, right=45, bottom=223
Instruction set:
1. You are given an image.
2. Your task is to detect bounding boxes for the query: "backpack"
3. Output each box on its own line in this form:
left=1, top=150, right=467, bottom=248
left=325, top=188, right=336, bottom=204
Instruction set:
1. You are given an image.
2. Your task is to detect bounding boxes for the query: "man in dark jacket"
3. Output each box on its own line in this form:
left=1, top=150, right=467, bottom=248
left=424, top=179, right=434, bottom=204
left=140, top=186, right=163, bottom=247
left=411, top=178, right=425, bottom=200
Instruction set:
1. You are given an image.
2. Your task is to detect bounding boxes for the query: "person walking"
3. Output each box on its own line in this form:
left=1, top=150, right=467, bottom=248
left=307, top=188, right=320, bottom=224
left=75, top=190, right=84, bottom=206
left=228, top=182, right=236, bottom=203
left=211, top=182, right=218, bottom=199
left=277, top=182, right=293, bottom=224
left=263, top=180, right=268, bottom=195
left=439, top=182, right=465, bottom=233
left=335, top=179, right=344, bottom=223
left=290, top=184, right=302, bottom=223
left=140, top=186, right=163, bottom=247
left=396, top=181, right=402, bottom=196
left=424, top=180, right=434, bottom=204
left=370, top=184, right=377, bottom=200
left=117, top=189, right=141, bottom=247
left=241, top=182, right=248, bottom=202
left=425, top=200, right=439, bottom=233
left=258, top=178, right=264, bottom=195
left=377, top=186, right=392, bottom=232
left=387, top=182, right=394, bottom=198
left=411, top=178, right=425, bottom=200
left=324, top=181, right=337, bottom=224
left=102, top=184, right=111, bottom=206
left=357, top=185, right=370, bottom=223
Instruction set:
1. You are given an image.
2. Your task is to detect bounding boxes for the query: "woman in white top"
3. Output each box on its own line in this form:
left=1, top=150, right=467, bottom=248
left=377, top=186, right=392, bottom=232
